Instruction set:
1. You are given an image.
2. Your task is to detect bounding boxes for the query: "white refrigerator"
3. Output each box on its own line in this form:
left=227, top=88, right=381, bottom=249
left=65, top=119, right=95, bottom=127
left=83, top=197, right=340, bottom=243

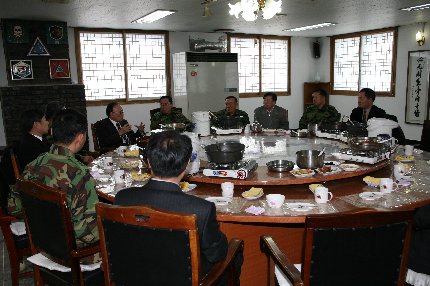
left=172, top=52, right=239, bottom=118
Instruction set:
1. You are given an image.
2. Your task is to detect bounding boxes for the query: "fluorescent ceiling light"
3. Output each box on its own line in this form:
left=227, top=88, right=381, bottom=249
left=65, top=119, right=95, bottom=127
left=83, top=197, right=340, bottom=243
left=283, top=22, right=336, bottom=32
left=132, top=10, right=177, bottom=24
left=400, top=3, right=430, bottom=11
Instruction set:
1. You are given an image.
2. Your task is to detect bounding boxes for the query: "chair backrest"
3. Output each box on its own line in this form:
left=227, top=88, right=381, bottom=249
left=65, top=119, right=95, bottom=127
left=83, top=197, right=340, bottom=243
left=1, top=140, right=21, bottom=186
left=91, top=121, right=101, bottom=151
left=96, top=203, right=201, bottom=286
left=150, top=107, right=183, bottom=118
left=0, top=166, right=11, bottom=216
left=301, top=208, right=414, bottom=286
left=15, top=179, right=82, bottom=283
left=420, top=120, right=430, bottom=151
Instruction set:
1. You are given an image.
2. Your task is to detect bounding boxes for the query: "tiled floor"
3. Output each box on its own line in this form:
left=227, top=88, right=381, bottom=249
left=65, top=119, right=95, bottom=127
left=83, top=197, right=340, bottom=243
left=0, top=229, right=35, bottom=286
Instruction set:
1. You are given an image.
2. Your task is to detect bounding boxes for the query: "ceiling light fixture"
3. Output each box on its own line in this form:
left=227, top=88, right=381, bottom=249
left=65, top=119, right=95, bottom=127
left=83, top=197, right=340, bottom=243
left=283, top=22, right=336, bottom=32
left=132, top=10, right=177, bottom=24
left=401, top=3, right=430, bottom=11
left=228, top=0, right=282, bottom=21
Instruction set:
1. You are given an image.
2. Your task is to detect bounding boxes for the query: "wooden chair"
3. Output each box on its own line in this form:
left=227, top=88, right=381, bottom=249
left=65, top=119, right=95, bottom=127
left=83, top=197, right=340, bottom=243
left=91, top=120, right=115, bottom=155
left=96, top=202, right=244, bottom=286
left=150, top=107, right=182, bottom=118
left=419, top=120, right=430, bottom=152
left=16, top=179, right=104, bottom=286
left=1, top=140, right=21, bottom=186
left=0, top=166, right=33, bottom=286
left=260, top=208, right=415, bottom=286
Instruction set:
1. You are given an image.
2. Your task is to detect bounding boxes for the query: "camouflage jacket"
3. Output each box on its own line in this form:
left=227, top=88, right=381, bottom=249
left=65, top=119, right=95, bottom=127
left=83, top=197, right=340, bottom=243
left=150, top=109, right=192, bottom=131
left=299, top=104, right=340, bottom=129
left=211, top=109, right=250, bottom=128
left=8, top=145, right=101, bottom=264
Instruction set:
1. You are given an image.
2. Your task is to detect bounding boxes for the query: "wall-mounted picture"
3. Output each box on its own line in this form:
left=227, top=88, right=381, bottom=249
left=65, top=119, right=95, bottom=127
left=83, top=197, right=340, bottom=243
left=6, top=22, right=29, bottom=43
left=10, top=60, right=33, bottom=80
left=27, top=37, right=50, bottom=56
left=46, top=23, right=68, bottom=44
left=49, top=59, right=70, bottom=78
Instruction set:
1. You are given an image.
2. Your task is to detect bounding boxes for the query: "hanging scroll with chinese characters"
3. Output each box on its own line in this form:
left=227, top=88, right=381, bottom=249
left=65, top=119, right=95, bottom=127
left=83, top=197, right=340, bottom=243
left=406, top=51, right=430, bottom=124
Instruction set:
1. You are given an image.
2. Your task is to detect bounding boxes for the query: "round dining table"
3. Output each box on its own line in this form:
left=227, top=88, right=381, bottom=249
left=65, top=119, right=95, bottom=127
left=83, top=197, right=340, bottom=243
left=91, top=133, right=430, bottom=285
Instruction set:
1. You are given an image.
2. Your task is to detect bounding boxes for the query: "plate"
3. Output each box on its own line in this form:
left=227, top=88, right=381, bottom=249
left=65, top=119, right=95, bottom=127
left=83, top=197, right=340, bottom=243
left=395, top=159, right=414, bottom=163
left=286, top=203, right=317, bottom=212
left=205, top=197, right=232, bottom=205
left=182, top=184, right=197, bottom=193
left=316, top=167, right=340, bottom=175
left=241, top=191, right=264, bottom=200
left=324, top=161, right=340, bottom=166
left=124, top=154, right=140, bottom=158
left=120, top=165, right=139, bottom=170
left=364, top=181, right=379, bottom=188
left=263, top=129, right=286, bottom=133
left=340, top=164, right=360, bottom=171
left=134, top=177, right=150, bottom=182
left=96, top=175, right=111, bottom=182
left=290, top=169, right=315, bottom=177
left=359, top=192, right=385, bottom=200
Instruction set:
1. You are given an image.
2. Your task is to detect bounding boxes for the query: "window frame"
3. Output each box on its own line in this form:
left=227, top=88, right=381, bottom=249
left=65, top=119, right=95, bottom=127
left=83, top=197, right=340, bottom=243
left=330, top=27, right=398, bottom=97
left=227, top=33, right=291, bottom=98
left=74, top=28, right=170, bottom=106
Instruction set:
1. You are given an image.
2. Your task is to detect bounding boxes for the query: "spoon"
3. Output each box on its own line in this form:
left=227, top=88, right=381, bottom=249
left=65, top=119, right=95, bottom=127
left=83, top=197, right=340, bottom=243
left=318, top=147, right=326, bottom=156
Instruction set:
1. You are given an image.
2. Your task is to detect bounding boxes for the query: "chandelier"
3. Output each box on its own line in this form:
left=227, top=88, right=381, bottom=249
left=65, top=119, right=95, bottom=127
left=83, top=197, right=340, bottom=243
left=229, top=0, right=282, bottom=21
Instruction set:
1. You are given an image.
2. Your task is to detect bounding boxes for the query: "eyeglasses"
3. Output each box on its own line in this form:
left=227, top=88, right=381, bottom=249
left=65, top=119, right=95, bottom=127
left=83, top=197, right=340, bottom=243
left=160, top=103, right=171, bottom=106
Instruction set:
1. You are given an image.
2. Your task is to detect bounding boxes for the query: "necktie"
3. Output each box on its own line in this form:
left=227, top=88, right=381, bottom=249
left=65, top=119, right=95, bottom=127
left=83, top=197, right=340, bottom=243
left=116, top=123, right=130, bottom=145
left=362, top=110, right=367, bottom=124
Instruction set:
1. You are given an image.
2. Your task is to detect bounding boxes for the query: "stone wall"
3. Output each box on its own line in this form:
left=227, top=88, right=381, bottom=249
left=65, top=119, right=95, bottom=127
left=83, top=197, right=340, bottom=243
left=0, top=84, right=87, bottom=146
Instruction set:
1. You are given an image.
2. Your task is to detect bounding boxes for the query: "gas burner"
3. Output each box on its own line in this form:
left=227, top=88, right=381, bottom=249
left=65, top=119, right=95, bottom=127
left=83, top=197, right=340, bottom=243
left=320, top=129, right=344, bottom=134
left=336, top=146, right=392, bottom=164
left=203, top=160, right=258, bottom=179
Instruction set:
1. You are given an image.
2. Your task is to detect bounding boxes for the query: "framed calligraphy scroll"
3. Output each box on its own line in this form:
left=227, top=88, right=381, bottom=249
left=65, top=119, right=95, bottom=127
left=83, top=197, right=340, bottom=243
left=406, top=50, right=430, bottom=124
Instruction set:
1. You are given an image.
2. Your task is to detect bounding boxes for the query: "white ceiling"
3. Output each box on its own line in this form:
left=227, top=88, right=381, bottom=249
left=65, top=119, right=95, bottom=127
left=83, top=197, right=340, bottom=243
left=1, top=0, right=430, bottom=38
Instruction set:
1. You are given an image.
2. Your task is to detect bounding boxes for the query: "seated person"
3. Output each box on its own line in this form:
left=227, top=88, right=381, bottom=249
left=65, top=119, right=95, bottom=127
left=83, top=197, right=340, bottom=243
left=150, top=96, right=192, bottom=131
left=254, top=92, right=289, bottom=129
left=406, top=201, right=430, bottom=285
left=350, top=88, right=386, bottom=123
left=96, top=102, right=145, bottom=149
left=212, top=96, right=250, bottom=128
left=8, top=109, right=101, bottom=264
left=114, top=131, right=243, bottom=285
left=299, top=88, right=340, bottom=129
left=18, top=108, right=50, bottom=169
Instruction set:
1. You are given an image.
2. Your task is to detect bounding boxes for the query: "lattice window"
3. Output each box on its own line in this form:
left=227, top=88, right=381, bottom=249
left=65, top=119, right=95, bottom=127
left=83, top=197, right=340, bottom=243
left=331, top=28, right=397, bottom=96
left=229, top=35, right=290, bottom=97
left=77, top=29, right=168, bottom=102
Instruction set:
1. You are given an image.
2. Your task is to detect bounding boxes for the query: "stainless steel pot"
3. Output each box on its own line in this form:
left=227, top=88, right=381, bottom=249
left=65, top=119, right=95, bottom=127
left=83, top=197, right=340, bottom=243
left=348, top=136, right=384, bottom=151
left=266, top=160, right=294, bottom=172
left=203, top=142, right=245, bottom=164
left=296, top=150, right=325, bottom=169
left=347, top=121, right=368, bottom=136
left=290, top=129, right=308, bottom=137
left=319, top=121, right=348, bottom=131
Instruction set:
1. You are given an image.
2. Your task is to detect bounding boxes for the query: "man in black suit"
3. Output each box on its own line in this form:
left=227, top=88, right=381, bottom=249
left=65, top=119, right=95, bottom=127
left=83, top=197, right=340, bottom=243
left=114, top=131, right=243, bottom=285
left=18, top=108, right=50, bottom=169
left=350, top=88, right=386, bottom=123
left=95, top=102, right=145, bottom=149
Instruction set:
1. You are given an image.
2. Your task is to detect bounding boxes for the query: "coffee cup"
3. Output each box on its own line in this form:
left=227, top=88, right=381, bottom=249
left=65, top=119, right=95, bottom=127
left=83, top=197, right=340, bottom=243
left=393, top=164, right=406, bottom=180
left=266, top=194, right=285, bottom=208
left=114, top=170, right=125, bottom=184
left=314, top=187, right=333, bottom=204
left=405, top=145, right=414, bottom=156
left=380, top=178, right=398, bottom=193
left=103, top=157, right=113, bottom=169
left=221, top=182, right=234, bottom=198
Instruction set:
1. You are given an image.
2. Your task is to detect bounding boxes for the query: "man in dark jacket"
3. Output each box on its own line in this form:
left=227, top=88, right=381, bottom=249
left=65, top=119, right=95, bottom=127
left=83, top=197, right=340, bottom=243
left=350, top=88, right=386, bottom=123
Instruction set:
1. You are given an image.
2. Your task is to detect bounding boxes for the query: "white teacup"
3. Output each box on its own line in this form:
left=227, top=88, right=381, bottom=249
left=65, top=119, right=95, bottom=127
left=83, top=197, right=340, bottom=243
left=114, top=170, right=125, bottom=184
left=266, top=194, right=285, bottom=208
left=393, top=164, right=406, bottom=180
left=405, top=145, right=414, bottom=156
left=221, top=182, right=234, bottom=198
left=103, top=157, right=113, bottom=169
left=380, top=178, right=398, bottom=193
left=314, top=187, right=333, bottom=204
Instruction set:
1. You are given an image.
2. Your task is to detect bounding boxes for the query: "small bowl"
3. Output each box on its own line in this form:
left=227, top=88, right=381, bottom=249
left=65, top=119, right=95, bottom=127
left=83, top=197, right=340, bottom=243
left=266, top=160, right=294, bottom=172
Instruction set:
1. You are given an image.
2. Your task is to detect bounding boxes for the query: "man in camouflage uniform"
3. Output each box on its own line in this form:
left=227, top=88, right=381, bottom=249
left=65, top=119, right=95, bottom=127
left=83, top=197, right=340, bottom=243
left=150, top=96, right=192, bottom=131
left=299, top=88, right=340, bottom=129
left=8, top=109, right=100, bottom=265
left=211, top=96, right=250, bottom=128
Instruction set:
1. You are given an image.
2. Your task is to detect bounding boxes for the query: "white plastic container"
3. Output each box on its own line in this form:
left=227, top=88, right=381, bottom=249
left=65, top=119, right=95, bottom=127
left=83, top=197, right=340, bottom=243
left=192, top=111, right=210, bottom=136
left=367, top=118, right=398, bottom=137
left=183, top=132, right=200, bottom=175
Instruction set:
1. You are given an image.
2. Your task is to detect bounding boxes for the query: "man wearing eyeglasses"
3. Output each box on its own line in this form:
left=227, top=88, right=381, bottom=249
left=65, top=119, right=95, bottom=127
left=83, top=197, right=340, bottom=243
left=96, top=102, right=145, bottom=149
left=150, top=96, right=192, bottom=131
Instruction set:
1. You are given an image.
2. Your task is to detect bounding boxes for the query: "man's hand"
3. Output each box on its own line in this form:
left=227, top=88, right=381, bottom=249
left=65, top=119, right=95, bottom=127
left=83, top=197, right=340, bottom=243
left=135, top=122, right=145, bottom=133
left=81, top=155, right=94, bottom=165
left=118, top=123, right=132, bottom=135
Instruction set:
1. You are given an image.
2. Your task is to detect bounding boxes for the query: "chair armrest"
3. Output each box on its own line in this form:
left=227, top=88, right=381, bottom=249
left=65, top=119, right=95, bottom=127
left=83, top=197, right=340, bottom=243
left=0, top=215, right=19, bottom=222
left=201, top=238, right=244, bottom=286
left=71, top=241, right=101, bottom=258
left=260, top=235, right=303, bottom=286
left=87, top=151, right=100, bottom=158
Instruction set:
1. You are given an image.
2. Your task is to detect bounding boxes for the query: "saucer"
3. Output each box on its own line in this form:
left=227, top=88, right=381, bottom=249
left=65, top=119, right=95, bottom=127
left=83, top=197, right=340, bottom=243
left=286, top=203, right=317, bottom=212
